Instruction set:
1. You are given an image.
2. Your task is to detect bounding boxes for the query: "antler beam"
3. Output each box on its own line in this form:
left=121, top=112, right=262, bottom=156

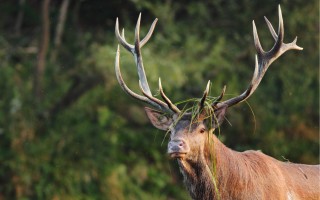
left=115, top=14, right=180, bottom=114
left=217, top=5, right=302, bottom=108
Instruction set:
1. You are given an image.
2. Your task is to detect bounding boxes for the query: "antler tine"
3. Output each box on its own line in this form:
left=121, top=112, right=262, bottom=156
left=138, top=80, right=175, bottom=114
left=199, top=81, right=211, bottom=110
left=252, top=20, right=265, bottom=55
left=133, top=13, right=152, bottom=96
left=159, top=78, right=181, bottom=113
left=277, top=5, right=284, bottom=42
left=219, top=5, right=303, bottom=109
left=115, top=14, right=180, bottom=114
left=213, top=85, right=226, bottom=106
left=264, top=17, right=277, bottom=41
left=121, top=28, right=128, bottom=43
left=140, top=18, right=158, bottom=47
left=115, top=18, right=133, bottom=52
left=134, top=13, right=142, bottom=47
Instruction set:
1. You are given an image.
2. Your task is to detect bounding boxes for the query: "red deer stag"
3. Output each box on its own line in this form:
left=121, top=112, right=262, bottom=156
left=114, top=5, right=320, bottom=200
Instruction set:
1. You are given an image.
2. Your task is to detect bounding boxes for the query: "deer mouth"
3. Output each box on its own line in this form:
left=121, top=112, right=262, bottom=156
left=169, top=152, right=187, bottom=159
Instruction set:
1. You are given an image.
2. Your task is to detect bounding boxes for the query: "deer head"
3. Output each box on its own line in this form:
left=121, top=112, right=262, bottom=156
left=115, top=5, right=302, bottom=163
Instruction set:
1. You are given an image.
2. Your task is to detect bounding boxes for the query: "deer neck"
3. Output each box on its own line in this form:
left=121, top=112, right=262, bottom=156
left=177, top=134, right=237, bottom=200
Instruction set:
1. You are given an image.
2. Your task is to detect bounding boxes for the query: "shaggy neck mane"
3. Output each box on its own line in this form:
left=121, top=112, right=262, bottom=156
left=177, top=134, right=275, bottom=200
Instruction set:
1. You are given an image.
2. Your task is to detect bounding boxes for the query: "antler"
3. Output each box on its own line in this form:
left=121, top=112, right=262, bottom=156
left=115, top=14, right=180, bottom=114
left=215, top=5, right=303, bottom=109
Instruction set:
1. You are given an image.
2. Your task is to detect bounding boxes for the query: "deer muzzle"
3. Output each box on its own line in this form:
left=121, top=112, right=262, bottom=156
left=168, top=139, right=190, bottom=159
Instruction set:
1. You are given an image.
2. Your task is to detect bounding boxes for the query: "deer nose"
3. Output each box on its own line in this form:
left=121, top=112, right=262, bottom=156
left=170, top=140, right=185, bottom=151
left=168, top=139, right=189, bottom=154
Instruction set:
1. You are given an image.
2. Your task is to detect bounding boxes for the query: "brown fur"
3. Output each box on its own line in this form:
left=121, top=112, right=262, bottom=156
left=178, top=134, right=320, bottom=200
left=146, top=108, right=319, bottom=200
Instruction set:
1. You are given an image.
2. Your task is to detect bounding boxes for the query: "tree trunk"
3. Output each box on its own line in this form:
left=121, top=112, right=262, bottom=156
left=51, top=0, right=70, bottom=61
left=14, top=0, right=26, bottom=36
left=34, top=0, right=51, bottom=104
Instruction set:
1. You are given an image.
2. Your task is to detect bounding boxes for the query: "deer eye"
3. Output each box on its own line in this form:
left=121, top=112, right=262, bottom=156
left=199, top=128, right=206, bottom=134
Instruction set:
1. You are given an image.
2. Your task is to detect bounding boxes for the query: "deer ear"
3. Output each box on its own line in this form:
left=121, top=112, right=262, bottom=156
left=144, top=107, right=173, bottom=131
left=212, top=104, right=228, bottom=128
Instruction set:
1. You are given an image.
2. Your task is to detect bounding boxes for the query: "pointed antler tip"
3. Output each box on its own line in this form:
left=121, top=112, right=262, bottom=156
left=153, top=18, right=159, bottom=25
left=115, top=18, right=119, bottom=27
left=252, top=21, right=264, bottom=53
left=252, top=20, right=258, bottom=35
left=294, top=36, right=303, bottom=49
left=205, top=80, right=211, bottom=92
left=278, top=5, right=283, bottom=21
left=135, top=14, right=142, bottom=43
left=252, top=20, right=257, bottom=31
left=158, top=77, right=163, bottom=87
left=136, top=13, right=142, bottom=25
left=137, top=13, right=142, bottom=23
left=121, top=28, right=125, bottom=36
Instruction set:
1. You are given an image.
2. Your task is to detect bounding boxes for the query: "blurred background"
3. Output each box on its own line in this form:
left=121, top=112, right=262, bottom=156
left=0, top=0, right=318, bottom=199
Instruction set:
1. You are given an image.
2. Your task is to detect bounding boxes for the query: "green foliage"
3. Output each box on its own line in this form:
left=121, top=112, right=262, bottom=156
left=0, top=0, right=318, bottom=199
